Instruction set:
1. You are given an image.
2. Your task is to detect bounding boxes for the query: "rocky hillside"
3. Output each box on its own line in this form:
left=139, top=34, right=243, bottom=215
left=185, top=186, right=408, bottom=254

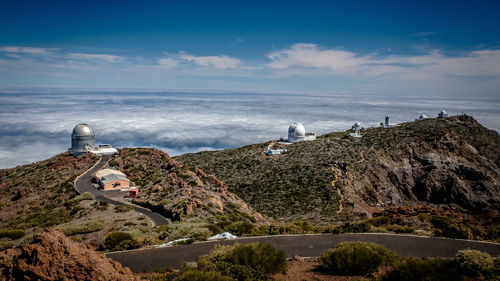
left=177, top=115, right=500, bottom=224
left=0, top=228, right=137, bottom=281
left=108, top=148, right=266, bottom=223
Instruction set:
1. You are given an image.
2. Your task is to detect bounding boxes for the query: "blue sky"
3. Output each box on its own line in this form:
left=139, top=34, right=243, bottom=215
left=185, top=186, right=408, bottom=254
left=0, top=0, right=499, bottom=96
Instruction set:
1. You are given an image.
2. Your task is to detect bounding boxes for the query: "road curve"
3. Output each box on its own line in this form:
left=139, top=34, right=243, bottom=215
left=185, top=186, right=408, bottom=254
left=74, top=155, right=170, bottom=226
left=107, top=233, right=500, bottom=272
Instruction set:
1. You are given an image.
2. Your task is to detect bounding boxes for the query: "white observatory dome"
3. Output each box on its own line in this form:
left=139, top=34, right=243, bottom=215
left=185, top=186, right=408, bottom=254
left=71, top=124, right=95, bottom=156
left=418, top=114, right=428, bottom=121
left=288, top=122, right=306, bottom=142
left=438, top=110, right=448, bottom=118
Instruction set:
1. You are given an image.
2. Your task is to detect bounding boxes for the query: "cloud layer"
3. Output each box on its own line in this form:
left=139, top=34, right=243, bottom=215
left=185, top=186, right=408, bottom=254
left=0, top=91, right=498, bottom=169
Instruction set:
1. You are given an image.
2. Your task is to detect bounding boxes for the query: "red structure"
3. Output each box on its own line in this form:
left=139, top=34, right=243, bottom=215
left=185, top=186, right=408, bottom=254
left=129, top=189, right=138, bottom=198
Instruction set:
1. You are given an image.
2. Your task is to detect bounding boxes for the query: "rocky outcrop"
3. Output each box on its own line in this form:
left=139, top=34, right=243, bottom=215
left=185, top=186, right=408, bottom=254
left=0, top=228, right=137, bottom=281
left=109, top=148, right=267, bottom=223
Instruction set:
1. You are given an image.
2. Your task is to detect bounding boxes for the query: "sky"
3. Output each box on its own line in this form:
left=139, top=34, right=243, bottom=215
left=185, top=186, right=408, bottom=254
left=0, top=0, right=500, bottom=96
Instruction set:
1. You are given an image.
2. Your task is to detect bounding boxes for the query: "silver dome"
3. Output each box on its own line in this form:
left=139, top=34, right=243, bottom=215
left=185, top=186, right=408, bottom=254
left=72, top=124, right=95, bottom=136
left=71, top=124, right=95, bottom=156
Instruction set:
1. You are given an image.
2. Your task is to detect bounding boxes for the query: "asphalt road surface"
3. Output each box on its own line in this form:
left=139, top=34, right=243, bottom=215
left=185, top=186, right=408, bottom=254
left=107, top=233, right=500, bottom=272
left=74, top=155, right=169, bottom=226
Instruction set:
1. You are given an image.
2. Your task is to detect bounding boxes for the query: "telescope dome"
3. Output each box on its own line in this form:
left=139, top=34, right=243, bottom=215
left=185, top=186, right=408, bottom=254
left=72, top=124, right=94, bottom=136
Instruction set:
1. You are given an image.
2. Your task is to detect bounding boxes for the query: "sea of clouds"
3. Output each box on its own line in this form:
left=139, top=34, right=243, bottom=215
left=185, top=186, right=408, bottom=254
left=0, top=90, right=498, bottom=169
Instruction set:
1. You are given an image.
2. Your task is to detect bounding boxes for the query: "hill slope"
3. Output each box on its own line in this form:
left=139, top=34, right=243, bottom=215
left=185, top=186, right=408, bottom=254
left=176, top=115, right=500, bottom=223
left=108, top=148, right=266, bottom=223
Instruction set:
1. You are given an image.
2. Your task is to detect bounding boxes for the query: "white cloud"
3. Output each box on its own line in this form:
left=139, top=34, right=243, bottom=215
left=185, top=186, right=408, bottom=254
left=157, top=57, right=178, bottom=68
left=68, top=53, right=124, bottom=63
left=0, top=46, right=57, bottom=56
left=267, top=43, right=370, bottom=75
left=181, top=54, right=241, bottom=69
left=266, top=43, right=500, bottom=80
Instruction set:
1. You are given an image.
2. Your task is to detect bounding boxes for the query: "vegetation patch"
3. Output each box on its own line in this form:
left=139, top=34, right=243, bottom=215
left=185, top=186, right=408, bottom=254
left=0, top=229, right=25, bottom=240
left=57, top=219, right=105, bottom=236
left=380, top=257, right=464, bottom=281
left=320, top=241, right=397, bottom=275
left=104, top=231, right=138, bottom=251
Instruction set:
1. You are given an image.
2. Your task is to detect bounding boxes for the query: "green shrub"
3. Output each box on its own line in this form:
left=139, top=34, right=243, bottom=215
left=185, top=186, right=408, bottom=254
left=114, top=205, right=133, bottom=213
left=320, top=241, right=397, bottom=275
left=212, top=261, right=267, bottom=281
left=453, top=249, right=494, bottom=276
left=176, top=270, right=233, bottom=281
left=328, top=222, right=370, bottom=234
left=68, top=192, right=94, bottom=204
left=487, top=225, right=500, bottom=240
left=367, top=216, right=391, bottom=227
left=386, top=224, right=415, bottom=234
left=104, top=231, right=137, bottom=251
left=94, top=200, right=109, bottom=211
left=224, top=243, right=288, bottom=275
left=57, top=219, right=105, bottom=235
left=430, top=216, right=471, bottom=239
left=0, top=229, right=25, bottom=240
left=227, top=221, right=254, bottom=236
left=381, top=258, right=464, bottom=281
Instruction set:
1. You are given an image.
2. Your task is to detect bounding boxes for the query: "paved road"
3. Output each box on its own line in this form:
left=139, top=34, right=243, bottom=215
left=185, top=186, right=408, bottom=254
left=107, top=233, right=500, bottom=272
left=74, top=155, right=170, bottom=226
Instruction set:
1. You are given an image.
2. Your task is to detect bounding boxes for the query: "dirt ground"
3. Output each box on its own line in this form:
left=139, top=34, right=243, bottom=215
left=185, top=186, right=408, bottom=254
left=271, top=256, right=370, bottom=281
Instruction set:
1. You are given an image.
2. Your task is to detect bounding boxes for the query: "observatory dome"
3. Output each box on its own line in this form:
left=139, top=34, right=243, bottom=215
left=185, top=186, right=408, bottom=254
left=289, top=123, right=306, bottom=137
left=288, top=123, right=307, bottom=142
left=71, top=124, right=96, bottom=156
left=72, top=124, right=94, bottom=136
left=417, top=114, right=428, bottom=121
left=438, top=110, right=448, bottom=118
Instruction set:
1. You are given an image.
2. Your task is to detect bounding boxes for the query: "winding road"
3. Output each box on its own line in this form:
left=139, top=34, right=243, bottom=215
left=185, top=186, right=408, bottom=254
left=74, top=155, right=169, bottom=226
left=107, top=233, right=500, bottom=272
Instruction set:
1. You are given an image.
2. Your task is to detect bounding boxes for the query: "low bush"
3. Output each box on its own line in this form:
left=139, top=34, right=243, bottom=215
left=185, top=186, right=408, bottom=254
left=114, top=205, right=133, bottom=213
left=158, top=221, right=211, bottom=243
left=328, top=222, right=371, bottom=234
left=68, top=192, right=94, bottom=204
left=224, top=243, right=288, bottom=275
left=381, top=257, right=464, bottom=281
left=320, top=241, right=396, bottom=275
left=0, top=229, right=25, bottom=240
left=226, top=221, right=254, bottom=236
left=104, top=231, right=137, bottom=251
left=487, top=225, right=500, bottom=241
left=212, top=261, right=267, bottom=281
left=453, top=249, right=494, bottom=276
left=94, top=200, right=109, bottom=211
left=57, top=219, right=105, bottom=235
left=367, top=216, right=391, bottom=227
left=176, top=270, right=233, bottom=281
left=430, top=216, right=472, bottom=239
left=386, top=224, right=415, bottom=234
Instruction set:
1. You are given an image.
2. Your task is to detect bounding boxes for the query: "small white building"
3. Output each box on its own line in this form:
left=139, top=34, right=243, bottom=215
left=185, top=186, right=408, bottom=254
left=438, top=110, right=448, bottom=118
left=288, top=123, right=316, bottom=143
left=266, top=149, right=287, bottom=156
left=416, top=114, right=428, bottom=121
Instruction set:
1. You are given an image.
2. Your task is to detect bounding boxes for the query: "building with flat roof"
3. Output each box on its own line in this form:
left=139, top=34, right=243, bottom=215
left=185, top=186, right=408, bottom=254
left=95, top=168, right=131, bottom=191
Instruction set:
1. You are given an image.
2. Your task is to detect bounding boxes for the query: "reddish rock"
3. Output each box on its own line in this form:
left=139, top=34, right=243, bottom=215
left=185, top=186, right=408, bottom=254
left=0, top=228, right=137, bottom=281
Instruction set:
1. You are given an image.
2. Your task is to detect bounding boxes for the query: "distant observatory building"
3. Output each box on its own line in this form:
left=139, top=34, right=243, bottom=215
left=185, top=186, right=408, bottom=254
left=70, top=124, right=117, bottom=156
left=287, top=122, right=316, bottom=143
left=416, top=114, right=428, bottom=121
left=349, top=122, right=362, bottom=138
left=71, top=124, right=96, bottom=156
left=438, top=110, right=448, bottom=118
